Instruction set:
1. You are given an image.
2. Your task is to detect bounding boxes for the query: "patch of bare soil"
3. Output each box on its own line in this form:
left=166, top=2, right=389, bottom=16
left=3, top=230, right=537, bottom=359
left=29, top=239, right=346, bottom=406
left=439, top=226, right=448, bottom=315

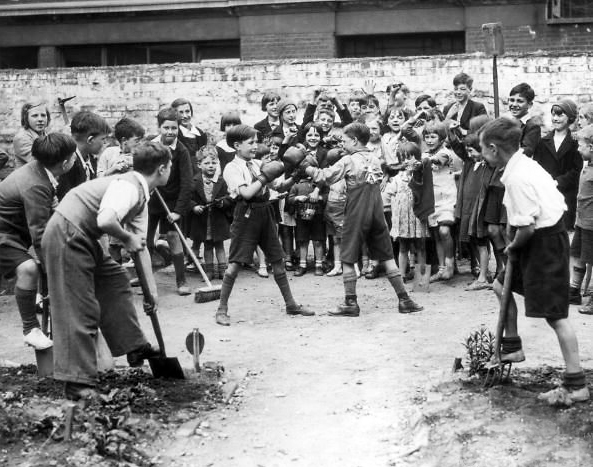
left=0, top=365, right=224, bottom=467
left=391, top=366, right=593, bottom=467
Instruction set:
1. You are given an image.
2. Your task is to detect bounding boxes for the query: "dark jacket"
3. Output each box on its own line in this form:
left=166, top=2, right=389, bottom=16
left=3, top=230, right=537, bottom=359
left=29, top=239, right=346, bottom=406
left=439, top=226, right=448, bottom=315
left=520, top=117, right=542, bottom=158
left=56, top=151, right=97, bottom=200
left=0, top=160, right=56, bottom=257
left=443, top=99, right=487, bottom=132
left=533, top=129, right=582, bottom=228
left=189, top=173, right=233, bottom=243
left=254, top=118, right=277, bottom=143
left=148, top=140, right=193, bottom=216
left=409, top=158, right=435, bottom=221
left=178, top=126, right=208, bottom=174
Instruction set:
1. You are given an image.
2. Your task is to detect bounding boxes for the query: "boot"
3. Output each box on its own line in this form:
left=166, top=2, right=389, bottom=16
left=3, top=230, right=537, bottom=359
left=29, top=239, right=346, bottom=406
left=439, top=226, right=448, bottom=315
left=330, top=297, right=360, bottom=317
left=578, top=296, right=593, bottom=315
left=398, top=297, right=423, bottom=314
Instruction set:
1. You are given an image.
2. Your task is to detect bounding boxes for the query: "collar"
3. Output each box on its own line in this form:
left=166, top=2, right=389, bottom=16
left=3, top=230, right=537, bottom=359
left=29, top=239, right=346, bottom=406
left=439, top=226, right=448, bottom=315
left=233, top=155, right=254, bottom=167
left=43, top=167, right=59, bottom=190
left=151, top=135, right=177, bottom=150
left=519, top=113, right=531, bottom=125
left=131, top=171, right=150, bottom=201
left=500, top=148, right=525, bottom=182
left=180, top=124, right=202, bottom=138
left=216, top=140, right=234, bottom=153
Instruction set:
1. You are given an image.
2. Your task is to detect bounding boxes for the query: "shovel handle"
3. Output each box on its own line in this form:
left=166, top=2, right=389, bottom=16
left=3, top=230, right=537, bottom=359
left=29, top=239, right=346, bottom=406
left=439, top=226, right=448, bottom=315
left=493, top=260, right=513, bottom=363
left=153, top=189, right=215, bottom=288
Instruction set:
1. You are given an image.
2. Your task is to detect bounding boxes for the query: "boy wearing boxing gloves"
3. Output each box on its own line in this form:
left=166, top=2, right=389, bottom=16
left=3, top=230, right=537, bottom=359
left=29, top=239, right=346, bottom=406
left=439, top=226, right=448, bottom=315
left=216, top=125, right=314, bottom=326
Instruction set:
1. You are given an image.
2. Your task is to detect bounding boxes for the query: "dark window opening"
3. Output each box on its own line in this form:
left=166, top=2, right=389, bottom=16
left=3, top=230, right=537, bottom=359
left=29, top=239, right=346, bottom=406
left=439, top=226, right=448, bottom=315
left=338, top=32, right=465, bottom=58
left=58, top=40, right=240, bottom=67
left=547, top=0, right=593, bottom=20
left=0, top=47, right=39, bottom=69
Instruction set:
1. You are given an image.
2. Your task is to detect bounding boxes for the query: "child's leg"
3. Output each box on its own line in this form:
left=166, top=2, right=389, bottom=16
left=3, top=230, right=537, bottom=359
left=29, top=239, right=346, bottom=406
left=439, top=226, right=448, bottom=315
left=398, top=240, right=409, bottom=281
left=329, top=262, right=360, bottom=316
left=15, top=259, right=42, bottom=336
left=488, top=224, right=507, bottom=275
left=166, top=230, right=189, bottom=294
left=491, top=276, right=523, bottom=361
left=279, top=224, right=295, bottom=268
left=216, top=262, right=241, bottom=326
left=477, top=243, right=490, bottom=282
left=203, top=241, right=215, bottom=280
left=327, top=237, right=342, bottom=276
left=214, top=241, right=227, bottom=279
left=297, top=242, right=308, bottom=273
left=361, top=243, right=370, bottom=274
left=383, top=258, right=423, bottom=313
left=569, top=255, right=586, bottom=304
left=414, top=239, right=426, bottom=275
left=313, top=241, right=324, bottom=275
left=440, top=225, right=455, bottom=278
left=271, top=259, right=313, bottom=316
left=256, top=246, right=268, bottom=278
left=546, top=318, right=583, bottom=374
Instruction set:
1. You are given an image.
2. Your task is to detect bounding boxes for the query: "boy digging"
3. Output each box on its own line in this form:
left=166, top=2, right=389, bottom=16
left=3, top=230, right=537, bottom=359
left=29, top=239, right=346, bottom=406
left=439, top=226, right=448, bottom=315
left=481, top=117, right=588, bottom=406
left=216, top=125, right=313, bottom=326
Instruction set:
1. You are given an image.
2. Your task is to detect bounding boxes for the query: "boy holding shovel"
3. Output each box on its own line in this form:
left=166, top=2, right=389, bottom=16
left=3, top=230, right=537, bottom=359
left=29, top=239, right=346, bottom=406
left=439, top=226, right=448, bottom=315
left=481, top=117, right=588, bottom=405
left=41, top=141, right=172, bottom=400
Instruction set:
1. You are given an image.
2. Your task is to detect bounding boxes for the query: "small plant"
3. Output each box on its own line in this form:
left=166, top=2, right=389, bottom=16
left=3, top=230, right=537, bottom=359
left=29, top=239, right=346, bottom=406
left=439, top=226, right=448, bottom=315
left=463, top=327, right=495, bottom=376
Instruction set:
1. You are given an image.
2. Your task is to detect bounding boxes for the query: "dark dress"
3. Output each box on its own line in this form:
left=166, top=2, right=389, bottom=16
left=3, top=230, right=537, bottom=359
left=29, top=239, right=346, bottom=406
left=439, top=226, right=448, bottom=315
left=189, top=174, right=232, bottom=244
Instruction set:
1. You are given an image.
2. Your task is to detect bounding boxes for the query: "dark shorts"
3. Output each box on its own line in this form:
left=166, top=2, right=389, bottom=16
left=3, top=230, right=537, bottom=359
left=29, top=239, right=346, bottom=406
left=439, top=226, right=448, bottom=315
left=228, top=201, right=284, bottom=264
left=570, top=226, right=593, bottom=263
left=484, top=185, right=507, bottom=225
left=324, top=201, right=346, bottom=239
left=495, top=221, right=569, bottom=320
left=295, top=217, right=326, bottom=243
left=340, top=185, right=394, bottom=264
left=0, top=245, right=32, bottom=279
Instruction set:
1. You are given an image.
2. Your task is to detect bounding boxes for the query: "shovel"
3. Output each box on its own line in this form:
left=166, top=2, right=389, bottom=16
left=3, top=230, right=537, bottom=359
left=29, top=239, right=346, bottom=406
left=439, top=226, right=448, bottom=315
left=35, top=272, right=53, bottom=378
left=133, top=251, right=185, bottom=379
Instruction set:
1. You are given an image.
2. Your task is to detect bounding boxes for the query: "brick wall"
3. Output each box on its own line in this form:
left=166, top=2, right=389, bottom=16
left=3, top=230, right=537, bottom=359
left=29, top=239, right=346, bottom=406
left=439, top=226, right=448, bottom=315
left=467, top=24, right=593, bottom=54
left=241, top=32, right=336, bottom=60
left=1, top=52, right=592, bottom=173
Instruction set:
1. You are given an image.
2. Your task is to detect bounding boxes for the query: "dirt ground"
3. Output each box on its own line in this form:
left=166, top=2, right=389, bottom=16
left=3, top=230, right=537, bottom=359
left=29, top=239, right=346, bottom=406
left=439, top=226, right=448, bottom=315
left=2, top=261, right=593, bottom=467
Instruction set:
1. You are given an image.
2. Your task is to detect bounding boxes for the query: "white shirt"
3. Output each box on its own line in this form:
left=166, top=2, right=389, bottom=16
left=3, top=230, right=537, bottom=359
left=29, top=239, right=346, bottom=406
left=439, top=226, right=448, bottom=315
left=151, top=135, right=177, bottom=151
left=98, top=171, right=150, bottom=235
left=223, top=156, right=262, bottom=199
left=501, top=149, right=566, bottom=228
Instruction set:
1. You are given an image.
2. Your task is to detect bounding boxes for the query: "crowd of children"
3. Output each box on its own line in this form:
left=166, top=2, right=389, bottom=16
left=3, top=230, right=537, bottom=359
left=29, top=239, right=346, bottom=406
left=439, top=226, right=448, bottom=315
left=5, top=69, right=593, bottom=403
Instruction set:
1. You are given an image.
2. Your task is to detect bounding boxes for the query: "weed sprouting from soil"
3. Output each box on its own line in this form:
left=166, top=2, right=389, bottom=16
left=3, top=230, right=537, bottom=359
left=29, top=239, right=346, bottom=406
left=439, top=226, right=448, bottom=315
left=463, top=327, right=495, bottom=376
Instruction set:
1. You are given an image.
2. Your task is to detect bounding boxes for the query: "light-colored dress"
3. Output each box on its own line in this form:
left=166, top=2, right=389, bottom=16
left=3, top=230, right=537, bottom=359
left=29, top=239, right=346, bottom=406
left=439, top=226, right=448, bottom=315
left=389, top=170, right=429, bottom=239
left=426, top=145, right=460, bottom=227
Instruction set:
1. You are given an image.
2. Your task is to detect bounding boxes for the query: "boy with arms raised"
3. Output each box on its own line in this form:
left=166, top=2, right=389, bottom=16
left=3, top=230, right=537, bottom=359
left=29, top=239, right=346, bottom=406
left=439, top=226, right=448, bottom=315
left=41, top=141, right=171, bottom=400
left=482, top=117, right=588, bottom=405
left=216, top=124, right=314, bottom=326
left=300, top=122, right=423, bottom=316
left=0, top=134, right=76, bottom=350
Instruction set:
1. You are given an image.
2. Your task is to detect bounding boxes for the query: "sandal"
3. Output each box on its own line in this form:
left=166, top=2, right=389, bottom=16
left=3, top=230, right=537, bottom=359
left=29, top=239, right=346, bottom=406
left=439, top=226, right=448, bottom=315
left=464, top=280, right=492, bottom=291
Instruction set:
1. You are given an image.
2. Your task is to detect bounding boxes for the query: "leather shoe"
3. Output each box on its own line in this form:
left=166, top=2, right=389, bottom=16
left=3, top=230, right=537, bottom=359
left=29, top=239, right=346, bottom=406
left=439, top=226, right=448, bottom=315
left=285, top=261, right=295, bottom=271
left=64, top=382, right=99, bottom=401
left=177, top=281, right=191, bottom=296
left=285, top=304, right=315, bottom=316
left=398, top=297, right=423, bottom=313
left=500, top=349, right=526, bottom=363
left=365, top=265, right=379, bottom=280
left=314, top=266, right=324, bottom=276
left=569, top=286, right=582, bottom=305
left=127, top=343, right=161, bottom=367
left=294, top=266, right=306, bottom=277
left=216, top=310, right=231, bottom=326
left=329, top=298, right=360, bottom=317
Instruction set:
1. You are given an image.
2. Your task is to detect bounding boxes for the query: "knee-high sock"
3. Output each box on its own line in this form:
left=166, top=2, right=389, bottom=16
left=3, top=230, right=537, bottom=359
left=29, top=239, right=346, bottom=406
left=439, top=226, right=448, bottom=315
left=571, top=266, right=586, bottom=289
left=386, top=270, right=409, bottom=300
left=15, top=287, right=39, bottom=334
left=343, top=271, right=357, bottom=299
left=274, top=271, right=296, bottom=307
left=172, top=253, right=186, bottom=285
left=218, top=271, right=238, bottom=311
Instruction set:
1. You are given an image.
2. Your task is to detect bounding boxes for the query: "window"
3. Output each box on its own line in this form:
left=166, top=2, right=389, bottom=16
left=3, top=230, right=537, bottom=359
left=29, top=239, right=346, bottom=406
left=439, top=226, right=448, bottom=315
left=547, top=0, right=593, bottom=23
left=0, top=47, right=38, bottom=69
left=338, top=33, right=465, bottom=58
left=58, top=40, right=240, bottom=67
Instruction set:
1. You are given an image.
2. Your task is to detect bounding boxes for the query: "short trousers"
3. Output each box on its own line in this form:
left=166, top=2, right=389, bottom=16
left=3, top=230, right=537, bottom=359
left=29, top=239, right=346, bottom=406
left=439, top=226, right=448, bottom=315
left=495, top=221, right=568, bottom=320
left=484, top=185, right=507, bottom=225
left=228, top=201, right=284, bottom=264
left=324, top=201, right=346, bottom=239
left=570, top=226, right=593, bottom=264
left=0, top=244, right=33, bottom=279
left=295, top=217, right=326, bottom=243
left=149, top=212, right=178, bottom=235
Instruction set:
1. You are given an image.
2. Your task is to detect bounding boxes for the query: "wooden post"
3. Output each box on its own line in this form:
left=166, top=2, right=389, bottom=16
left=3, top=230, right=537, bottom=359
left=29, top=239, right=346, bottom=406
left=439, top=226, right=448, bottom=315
left=482, top=23, right=505, bottom=118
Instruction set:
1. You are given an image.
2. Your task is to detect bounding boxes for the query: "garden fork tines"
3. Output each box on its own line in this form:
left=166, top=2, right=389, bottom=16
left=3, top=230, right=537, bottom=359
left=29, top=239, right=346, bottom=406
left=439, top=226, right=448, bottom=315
left=482, top=361, right=512, bottom=388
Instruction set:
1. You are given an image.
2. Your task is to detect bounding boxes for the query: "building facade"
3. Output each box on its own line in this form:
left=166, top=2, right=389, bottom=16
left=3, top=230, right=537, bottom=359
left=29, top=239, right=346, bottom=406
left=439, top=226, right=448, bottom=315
left=1, top=0, right=592, bottom=69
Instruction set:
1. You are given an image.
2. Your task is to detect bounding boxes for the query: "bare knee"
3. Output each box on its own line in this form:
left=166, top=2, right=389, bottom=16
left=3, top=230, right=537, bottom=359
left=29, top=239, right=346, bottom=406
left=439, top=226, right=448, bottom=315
left=15, top=260, right=39, bottom=289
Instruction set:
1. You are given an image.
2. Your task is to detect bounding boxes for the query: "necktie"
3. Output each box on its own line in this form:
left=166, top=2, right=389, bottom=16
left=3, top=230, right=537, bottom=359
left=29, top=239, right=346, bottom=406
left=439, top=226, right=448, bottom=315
left=246, top=160, right=267, bottom=195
